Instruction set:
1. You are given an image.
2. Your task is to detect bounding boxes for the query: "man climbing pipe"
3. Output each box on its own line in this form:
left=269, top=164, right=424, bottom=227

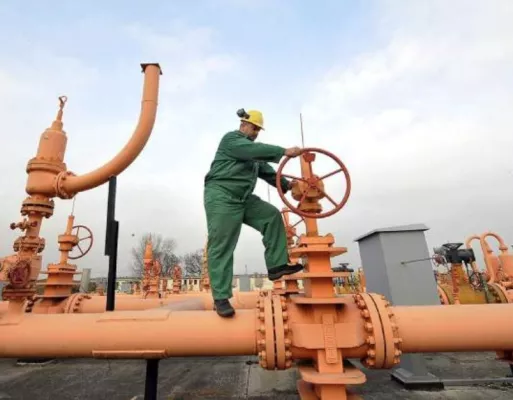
left=204, top=108, right=304, bottom=317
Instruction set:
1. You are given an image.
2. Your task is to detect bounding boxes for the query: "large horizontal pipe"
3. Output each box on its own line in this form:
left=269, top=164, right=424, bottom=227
left=74, top=291, right=259, bottom=313
left=160, top=298, right=205, bottom=311
left=18, top=291, right=260, bottom=314
left=0, top=309, right=257, bottom=358
left=393, top=304, right=513, bottom=353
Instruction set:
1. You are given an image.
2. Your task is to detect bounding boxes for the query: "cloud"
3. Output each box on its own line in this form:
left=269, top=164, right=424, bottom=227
left=1, top=1, right=513, bottom=282
left=299, top=0, right=513, bottom=268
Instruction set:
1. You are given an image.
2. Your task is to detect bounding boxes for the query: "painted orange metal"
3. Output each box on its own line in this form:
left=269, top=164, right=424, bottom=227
left=393, top=303, right=513, bottom=353
left=436, top=232, right=513, bottom=305
left=0, top=308, right=258, bottom=358
left=2, top=64, right=162, bottom=308
left=274, top=149, right=366, bottom=399
left=39, top=214, right=92, bottom=300
left=480, top=232, right=513, bottom=303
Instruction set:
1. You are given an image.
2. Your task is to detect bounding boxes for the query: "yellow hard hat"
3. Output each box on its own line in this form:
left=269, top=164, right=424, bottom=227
left=237, top=108, right=264, bottom=130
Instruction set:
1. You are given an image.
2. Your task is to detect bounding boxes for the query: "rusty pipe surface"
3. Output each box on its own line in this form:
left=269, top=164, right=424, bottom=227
left=393, top=304, right=513, bottom=353
left=62, top=64, right=161, bottom=195
left=0, top=309, right=257, bottom=358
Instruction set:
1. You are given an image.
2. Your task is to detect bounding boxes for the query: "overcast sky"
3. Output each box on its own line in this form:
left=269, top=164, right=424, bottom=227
left=0, top=0, right=512, bottom=278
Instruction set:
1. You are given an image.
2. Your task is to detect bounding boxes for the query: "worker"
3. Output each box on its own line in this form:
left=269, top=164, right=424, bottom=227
left=204, top=108, right=304, bottom=317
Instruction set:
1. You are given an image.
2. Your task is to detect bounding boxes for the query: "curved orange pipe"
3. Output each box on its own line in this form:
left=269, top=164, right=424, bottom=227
left=25, top=64, right=162, bottom=197
left=63, top=64, right=161, bottom=194
left=482, top=232, right=509, bottom=252
left=480, top=232, right=507, bottom=283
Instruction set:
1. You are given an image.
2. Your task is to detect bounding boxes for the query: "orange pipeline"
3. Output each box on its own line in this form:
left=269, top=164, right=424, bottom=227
left=26, top=64, right=162, bottom=197
left=1, top=296, right=513, bottom=361
left=0, top=309, right=257, bottom=359
left=394, top=303, right=513, bottom=352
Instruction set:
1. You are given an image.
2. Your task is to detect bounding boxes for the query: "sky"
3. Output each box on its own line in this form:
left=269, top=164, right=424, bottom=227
left=0, top=0, right=512, bottom=278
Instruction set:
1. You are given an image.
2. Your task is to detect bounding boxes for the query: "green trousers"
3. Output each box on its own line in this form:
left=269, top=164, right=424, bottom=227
left=204, top=187, right=289, bottom=300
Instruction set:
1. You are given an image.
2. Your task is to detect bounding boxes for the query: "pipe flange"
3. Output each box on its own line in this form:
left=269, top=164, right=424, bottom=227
left=353, top=293, right=402, bottom=369
left=256, top=294, right=290, bottom=370
left=256, top=294, right=268, bottom=368
left=54, top=171, right=77, bottom=199
left=488, top=283, right=510, bottom=303
left=272, top=294, right=292, bottom=369
left=63, top=293, right=91, bottom=313
left=368, top=293, right=402, bottom=367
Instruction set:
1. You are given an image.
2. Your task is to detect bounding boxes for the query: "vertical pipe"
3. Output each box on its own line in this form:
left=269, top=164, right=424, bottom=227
left=79, top=268, right=91, bottom=293
left=300, top=156, right=319, bottom=237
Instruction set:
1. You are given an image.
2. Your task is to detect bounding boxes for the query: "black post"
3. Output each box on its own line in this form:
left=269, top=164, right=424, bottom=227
left=105, top=176, right=117, bottom=256
left=105, top=176, right=119, bottom=312
left=105, top=220, right=119, bottom=311
left=144, top=359, right=160, bottom=400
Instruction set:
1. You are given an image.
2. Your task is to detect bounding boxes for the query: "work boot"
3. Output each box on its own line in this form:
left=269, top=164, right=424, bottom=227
left=268, top=263, right=304, bottom=281
left=214, top=299, right=235, bottom=318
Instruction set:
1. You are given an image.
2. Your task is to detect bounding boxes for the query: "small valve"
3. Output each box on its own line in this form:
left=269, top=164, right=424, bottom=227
left=10, top=220, right=37, bottom=231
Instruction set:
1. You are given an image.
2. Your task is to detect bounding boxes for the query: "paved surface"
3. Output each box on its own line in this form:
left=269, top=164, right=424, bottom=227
left=0, top=353, right=511, bottom=399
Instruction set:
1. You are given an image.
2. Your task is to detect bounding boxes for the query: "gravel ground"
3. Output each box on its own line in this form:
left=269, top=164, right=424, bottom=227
left=0, top=353, right=511, bottom=399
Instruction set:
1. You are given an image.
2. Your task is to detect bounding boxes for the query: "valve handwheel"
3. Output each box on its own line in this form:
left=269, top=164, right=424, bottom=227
left=69, top=225, right=94, bottom=260
left=276, top=147, right=351, bottom=219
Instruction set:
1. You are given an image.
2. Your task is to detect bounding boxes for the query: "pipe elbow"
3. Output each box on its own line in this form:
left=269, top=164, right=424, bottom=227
left=481, top=231, right=507, bottom=250
left=59, top=63, right=162, bottom=197
left=464, top=235, right=480, bottom=249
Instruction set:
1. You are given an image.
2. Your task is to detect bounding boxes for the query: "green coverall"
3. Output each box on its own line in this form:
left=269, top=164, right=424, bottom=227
left=204, top=130, right=290, bottom=300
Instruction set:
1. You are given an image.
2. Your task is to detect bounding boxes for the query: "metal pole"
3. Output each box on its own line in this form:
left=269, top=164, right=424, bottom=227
left=106, top=220, right=119, bottom=311
left=105, top=176, right=119, bottom=312
left=144, top=359, right=160, bottom=400
left=105, top=176, right=117, bottom=256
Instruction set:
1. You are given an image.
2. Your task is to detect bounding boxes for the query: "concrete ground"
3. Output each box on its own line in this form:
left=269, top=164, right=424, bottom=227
left=0, top=353, right=511, bottom=399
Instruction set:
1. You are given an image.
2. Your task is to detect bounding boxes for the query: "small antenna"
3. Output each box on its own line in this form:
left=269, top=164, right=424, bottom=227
left=71, top=197, right=77, bottom=216
left=300, top=113, right=305, bottom=148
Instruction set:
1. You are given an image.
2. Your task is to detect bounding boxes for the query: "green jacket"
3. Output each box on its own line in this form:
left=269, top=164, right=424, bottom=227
left=204, top=130, right=290, bottom=200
